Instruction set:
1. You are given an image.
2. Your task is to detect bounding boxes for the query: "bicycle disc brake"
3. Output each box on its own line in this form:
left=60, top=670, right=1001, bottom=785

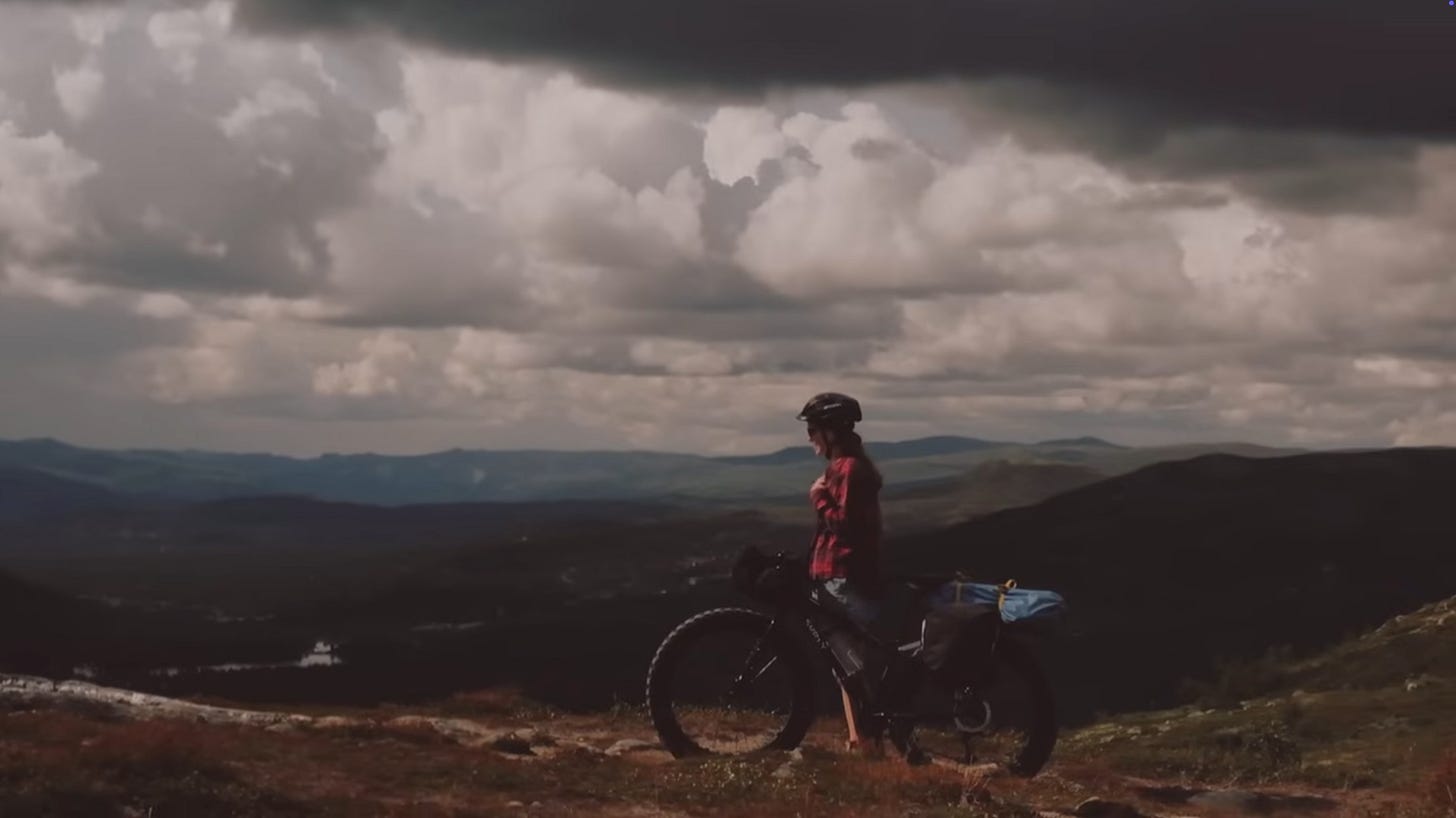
left=953, top=687, right=994, bottom=734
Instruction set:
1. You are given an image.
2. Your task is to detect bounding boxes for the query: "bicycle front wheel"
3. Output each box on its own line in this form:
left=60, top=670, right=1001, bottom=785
left=646, top=607, right=816, bottom=758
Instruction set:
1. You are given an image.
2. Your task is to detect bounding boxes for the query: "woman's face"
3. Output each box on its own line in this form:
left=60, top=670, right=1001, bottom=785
left=807, top=425, right=831, bottom=458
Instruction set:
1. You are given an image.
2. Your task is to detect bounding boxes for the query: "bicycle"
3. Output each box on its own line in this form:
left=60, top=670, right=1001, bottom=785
left=645, top=547, right=1059, bottom=776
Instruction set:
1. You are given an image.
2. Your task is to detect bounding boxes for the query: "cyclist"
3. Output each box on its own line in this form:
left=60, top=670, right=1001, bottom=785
left=798, top=392, right=885, bottom=630
left=798, top=392, right=931, bottom=763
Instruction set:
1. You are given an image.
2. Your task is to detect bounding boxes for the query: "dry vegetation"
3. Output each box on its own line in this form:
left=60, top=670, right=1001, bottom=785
left=5, top=595, right=1453, bottom=816
left=0, top=698, right=1033, bottom=817
left=1425, top=749, right=1456, bottom=818
left=1, top=688, right=1449, bottom=818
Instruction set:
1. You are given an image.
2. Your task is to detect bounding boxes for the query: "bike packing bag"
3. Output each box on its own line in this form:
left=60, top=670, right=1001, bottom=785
left=998, top=586, right=1068, bottom=625
left=731, top=546, right=806, bottom=604
left=928, top=580, right=1068, bottom=625
left=731, top=546, right=770, bottom=598
left=918, top=602, right=1000, bottom=686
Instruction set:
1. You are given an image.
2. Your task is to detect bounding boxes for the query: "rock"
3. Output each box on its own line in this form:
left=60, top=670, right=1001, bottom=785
left=312, top=716, right=365, bottom=730
left=1074, top=797, right=1143, bottom=818
left=772, top=748, right=806, bottom=779
left=1188, top=790, right=1270, bottom=813
left=605, top=738, right=660, bottom=757
left=506, top=801, right=525, bottom=809
left=1132, top=784, right=1200, bottom=804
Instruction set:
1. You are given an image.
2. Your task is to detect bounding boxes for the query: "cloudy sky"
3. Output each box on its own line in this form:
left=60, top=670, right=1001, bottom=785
left=1, top=0, right=1453, bottom=456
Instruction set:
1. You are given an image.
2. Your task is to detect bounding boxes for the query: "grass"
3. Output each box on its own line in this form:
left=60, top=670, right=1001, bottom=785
left=1061, top=595, right=1456, bottom=795
left=1062, top=680, right=1456, bottom=792
left=0, top=712, right=312, bottom=817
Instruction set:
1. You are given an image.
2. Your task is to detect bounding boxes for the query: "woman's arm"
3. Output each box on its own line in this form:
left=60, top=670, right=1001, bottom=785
left=819, top=459, right=867, bottom=534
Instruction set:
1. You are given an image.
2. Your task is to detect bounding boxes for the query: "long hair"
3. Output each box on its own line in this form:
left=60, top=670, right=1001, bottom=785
left=829, top=426, right=882, bottom=486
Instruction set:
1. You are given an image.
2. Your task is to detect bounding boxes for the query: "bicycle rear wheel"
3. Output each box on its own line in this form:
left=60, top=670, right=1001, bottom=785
left=902, top=637, right=1057, bottom=776
left=646, top=608, right=815, bottom=757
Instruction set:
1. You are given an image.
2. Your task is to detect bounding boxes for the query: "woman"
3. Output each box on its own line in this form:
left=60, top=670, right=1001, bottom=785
left=798, top=392, right=884, bottom=631
left=800, top=391, right=913, bottom=757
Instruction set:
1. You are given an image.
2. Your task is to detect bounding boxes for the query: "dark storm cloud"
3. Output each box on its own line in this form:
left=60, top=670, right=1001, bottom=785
left=228, top=0, right=1456, bottom=138
left=944, top=78, right=1428, bottom=214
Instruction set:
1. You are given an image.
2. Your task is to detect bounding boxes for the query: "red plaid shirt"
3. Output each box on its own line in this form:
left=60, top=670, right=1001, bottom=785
left=808, top=455, right=883, bottom=582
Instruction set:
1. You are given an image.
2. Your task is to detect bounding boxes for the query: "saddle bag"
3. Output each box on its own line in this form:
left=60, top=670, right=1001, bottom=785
left=919, top=579, right=1069, bottom=686
left=918, top=602, right=1001, bottom=686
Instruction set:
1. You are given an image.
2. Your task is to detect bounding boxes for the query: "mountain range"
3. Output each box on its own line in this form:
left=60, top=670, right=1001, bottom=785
left=2, top=440, right=1451, bottom=729
left=0, top=435, right=1300, bottom=508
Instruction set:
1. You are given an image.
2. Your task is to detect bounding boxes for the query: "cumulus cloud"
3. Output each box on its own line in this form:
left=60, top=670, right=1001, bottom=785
left=703, top=106, right=786, bottom=186
left=0, top=122, right=97, bottom=257
left=313, top=330, right=418, bottom=397
left=1, top=0, right=1455, bottom=455
left=53, top=57, right=104, bottom=122
left=0, top=1, right=385, bottom=300
left=1389, top=406, right=1456, bottom=447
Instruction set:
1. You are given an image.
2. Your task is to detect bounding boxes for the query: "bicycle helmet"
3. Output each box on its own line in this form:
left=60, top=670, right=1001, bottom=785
left=796, top=392, right=862, bottom=427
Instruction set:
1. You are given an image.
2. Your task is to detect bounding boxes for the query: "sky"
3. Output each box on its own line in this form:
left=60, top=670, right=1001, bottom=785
left=0, top=0, right=1454, bottom=456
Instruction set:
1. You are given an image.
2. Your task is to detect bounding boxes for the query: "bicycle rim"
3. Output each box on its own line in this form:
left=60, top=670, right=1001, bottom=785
left=648, top=609, right=813, bottom=756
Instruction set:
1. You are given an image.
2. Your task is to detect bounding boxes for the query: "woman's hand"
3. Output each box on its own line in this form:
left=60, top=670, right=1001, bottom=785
left=810, top=475, right=832, bottom=506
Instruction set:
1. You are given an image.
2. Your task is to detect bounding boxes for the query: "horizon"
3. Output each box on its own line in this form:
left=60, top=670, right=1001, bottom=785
left=2, top=2, right=1452, bottom=457
left=0, top=430, right=1380, bottom=462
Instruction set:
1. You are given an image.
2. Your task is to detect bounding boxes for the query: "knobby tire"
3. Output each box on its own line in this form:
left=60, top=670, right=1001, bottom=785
left=646, top=607, right=816, bottom=758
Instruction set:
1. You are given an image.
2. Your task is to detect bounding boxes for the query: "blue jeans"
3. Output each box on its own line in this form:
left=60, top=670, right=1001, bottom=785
left=816, top=577, right=883, bottom=631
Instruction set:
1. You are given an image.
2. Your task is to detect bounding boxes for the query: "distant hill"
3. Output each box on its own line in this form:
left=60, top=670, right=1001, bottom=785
left=893, top=447, right=1456, bottom=720
left=714, top=435, right=1012, bottom=466
left=881, top=460, right=1107, bottom=532
left=0, top=467, right=131, bottom=522
left=1034, top=436, right=1123, bottom=448
left=0, top=436, right=1300, bottom=506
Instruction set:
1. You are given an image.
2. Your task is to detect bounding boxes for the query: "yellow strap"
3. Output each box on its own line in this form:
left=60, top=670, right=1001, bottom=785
left=998, top=579, right=1017, bottom=611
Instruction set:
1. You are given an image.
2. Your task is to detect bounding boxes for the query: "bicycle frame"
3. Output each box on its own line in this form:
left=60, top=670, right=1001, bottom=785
left=756, top=599, right=969, bottom=736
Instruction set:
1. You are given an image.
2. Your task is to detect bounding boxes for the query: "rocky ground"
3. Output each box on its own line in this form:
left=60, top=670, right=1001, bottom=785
left=2, top=673, right=1447, bottom=818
